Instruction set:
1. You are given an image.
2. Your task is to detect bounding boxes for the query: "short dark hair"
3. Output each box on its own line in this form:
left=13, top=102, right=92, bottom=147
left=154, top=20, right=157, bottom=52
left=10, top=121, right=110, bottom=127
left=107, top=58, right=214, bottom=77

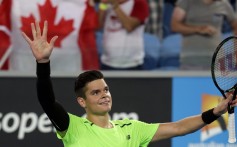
left=74, top=70, right=104, bottom=98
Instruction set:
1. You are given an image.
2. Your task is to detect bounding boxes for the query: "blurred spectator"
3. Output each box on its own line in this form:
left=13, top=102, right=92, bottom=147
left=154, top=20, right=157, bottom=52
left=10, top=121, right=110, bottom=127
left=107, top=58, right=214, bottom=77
left=0, top=0, right=99, bottom=72
left=145, top=0, right=164, bottom=39
left=165, top=0, right=177, bottom=5
left=235, top=0, right=237, bottom=12
left=98, top=0, right=149, bottom=70
left=229, top=0, right=236, bottom=11
left=171, top=0, right=237, bottom=70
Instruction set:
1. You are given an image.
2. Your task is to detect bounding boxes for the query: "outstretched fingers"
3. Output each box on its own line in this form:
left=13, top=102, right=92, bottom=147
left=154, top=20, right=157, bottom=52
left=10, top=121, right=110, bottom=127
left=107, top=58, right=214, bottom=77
left=42, top=20, right=48, bottom=40
left=22, top=20, right=58, bottom=60
left=21, top=32, right=32, bottom=45
left=31, top=23, right=37, bottom=40
left=50, top=36, right=58, bottom=48
left=35, top=21, right=41, bottom=38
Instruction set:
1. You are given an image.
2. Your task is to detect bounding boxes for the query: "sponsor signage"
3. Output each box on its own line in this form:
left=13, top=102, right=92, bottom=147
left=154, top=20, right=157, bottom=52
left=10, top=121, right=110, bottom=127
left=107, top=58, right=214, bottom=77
left=0, top=77, right=171, bottom=147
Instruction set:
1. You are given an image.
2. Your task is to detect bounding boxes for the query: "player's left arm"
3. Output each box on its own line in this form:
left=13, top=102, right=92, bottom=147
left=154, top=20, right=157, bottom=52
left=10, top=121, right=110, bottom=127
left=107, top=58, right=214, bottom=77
left=151, top=94, right=237, bottom=142
left=151, top=114, right=205, bottom=142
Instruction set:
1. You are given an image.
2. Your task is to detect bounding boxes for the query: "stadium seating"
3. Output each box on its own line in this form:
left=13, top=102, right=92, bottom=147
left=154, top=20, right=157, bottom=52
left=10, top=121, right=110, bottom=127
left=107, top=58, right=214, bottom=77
left=143, top=33, right=161, bottom=70
left=159, top=33, right=182, bottom=69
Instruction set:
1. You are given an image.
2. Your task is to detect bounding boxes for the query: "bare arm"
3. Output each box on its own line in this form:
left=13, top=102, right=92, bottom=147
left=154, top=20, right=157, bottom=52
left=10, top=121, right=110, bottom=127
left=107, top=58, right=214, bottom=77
left=99, top=0, right=141, bottom=32
left=98, top=8, right=107, bottom=29
left=112, top=1, right=141, bottom=32
left=151, top=94, right=237, bottom=142
left=152, top=115, right=204, bottom=141
left=171, top=6, right=216, bottom=36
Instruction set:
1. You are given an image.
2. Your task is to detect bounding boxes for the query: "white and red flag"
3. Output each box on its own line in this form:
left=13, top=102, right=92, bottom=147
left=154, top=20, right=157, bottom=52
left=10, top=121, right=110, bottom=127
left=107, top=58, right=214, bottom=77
left=0, top=0, right=12, bottom=70
left=0, top=0, right=99, bottom=71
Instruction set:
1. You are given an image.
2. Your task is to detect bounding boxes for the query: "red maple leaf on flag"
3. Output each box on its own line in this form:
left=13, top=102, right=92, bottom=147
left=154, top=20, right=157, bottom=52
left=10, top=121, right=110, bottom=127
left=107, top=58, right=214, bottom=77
left=20, top=0, right=74, bottom=48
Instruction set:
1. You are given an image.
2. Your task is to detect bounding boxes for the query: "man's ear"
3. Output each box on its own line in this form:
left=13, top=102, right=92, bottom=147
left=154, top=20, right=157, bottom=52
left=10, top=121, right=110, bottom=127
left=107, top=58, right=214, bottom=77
left=77, top=97, right=86, bottom=108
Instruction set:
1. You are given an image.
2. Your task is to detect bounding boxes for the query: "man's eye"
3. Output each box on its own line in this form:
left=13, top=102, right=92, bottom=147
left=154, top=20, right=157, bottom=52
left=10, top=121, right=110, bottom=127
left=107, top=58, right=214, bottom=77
left=93, top=91, right=99, bottom=95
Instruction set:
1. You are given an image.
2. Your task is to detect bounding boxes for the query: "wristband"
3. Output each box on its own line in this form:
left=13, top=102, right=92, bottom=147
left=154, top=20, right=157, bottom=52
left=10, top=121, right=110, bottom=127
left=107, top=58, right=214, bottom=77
left=99, top=3, right=108, bottom=11
left=201, top=108, right=220, bottom=124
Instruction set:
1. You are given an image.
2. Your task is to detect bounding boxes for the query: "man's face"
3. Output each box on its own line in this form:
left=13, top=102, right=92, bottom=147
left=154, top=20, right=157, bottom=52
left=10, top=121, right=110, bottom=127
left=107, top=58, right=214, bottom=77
left=82, top=79, right=112, bottom=116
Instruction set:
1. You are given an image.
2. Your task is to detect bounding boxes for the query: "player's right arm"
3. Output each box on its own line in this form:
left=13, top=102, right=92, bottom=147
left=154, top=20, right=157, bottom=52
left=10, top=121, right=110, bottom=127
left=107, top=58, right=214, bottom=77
left=151, top=94, right=237, bottom=142
left=22, top=20, right=69, bottom=137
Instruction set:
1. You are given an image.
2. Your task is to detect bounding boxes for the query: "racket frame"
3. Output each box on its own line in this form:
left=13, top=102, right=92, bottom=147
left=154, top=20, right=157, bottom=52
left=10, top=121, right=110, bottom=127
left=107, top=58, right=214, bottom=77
left=211, top=36, right=237, bottom=143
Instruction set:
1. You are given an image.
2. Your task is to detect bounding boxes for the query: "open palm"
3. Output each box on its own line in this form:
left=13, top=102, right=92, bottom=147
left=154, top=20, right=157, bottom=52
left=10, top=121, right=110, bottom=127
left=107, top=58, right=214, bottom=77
left=22, top=21, right=58, bottom=62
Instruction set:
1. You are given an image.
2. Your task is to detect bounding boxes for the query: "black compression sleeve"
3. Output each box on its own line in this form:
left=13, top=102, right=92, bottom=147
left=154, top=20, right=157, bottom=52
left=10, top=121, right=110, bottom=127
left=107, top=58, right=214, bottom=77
left=36, top=61, right=69, bottom=131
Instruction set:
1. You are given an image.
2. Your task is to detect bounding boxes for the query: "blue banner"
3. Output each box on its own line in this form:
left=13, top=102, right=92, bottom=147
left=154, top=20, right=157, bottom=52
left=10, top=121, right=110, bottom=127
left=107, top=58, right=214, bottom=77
left=172, top=77, right=237, bottom=147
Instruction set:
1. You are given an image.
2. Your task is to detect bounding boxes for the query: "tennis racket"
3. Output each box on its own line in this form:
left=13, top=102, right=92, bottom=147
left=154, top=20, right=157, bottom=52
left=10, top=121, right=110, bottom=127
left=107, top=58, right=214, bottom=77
left=211, top=36, right=237, bottom=143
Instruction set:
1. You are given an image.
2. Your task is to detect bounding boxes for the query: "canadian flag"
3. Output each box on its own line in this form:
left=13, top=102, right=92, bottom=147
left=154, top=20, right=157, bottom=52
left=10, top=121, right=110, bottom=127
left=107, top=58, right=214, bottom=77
left=0, top=0, right=12, bottom=70
left=0, top=0, right=99, bottom=71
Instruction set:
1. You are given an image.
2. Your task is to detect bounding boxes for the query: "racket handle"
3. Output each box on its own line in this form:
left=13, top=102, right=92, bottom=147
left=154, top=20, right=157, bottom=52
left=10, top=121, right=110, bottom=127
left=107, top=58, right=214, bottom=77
left=228, top=113, right=236, bottom=143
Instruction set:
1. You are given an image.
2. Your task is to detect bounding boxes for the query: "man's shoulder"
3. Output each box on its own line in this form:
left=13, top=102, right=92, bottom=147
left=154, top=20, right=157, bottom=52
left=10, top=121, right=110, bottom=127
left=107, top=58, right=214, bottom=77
left=68, top=113, right=86, bottom=122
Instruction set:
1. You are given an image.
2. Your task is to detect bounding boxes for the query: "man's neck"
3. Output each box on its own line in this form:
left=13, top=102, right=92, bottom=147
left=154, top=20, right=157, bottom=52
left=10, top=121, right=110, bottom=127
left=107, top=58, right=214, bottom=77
left=87, top=114, right=113, bottom=128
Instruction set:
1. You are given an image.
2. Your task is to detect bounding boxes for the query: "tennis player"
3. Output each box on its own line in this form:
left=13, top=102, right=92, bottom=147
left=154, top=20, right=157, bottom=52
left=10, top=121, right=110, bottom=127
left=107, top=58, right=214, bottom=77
left=22, top=20, right=237, bottom=147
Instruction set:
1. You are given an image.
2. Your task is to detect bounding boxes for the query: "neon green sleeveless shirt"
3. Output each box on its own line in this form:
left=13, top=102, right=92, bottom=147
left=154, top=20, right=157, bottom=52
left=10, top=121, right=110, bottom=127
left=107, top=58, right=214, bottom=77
left=56, top=113, right=159, bottom=147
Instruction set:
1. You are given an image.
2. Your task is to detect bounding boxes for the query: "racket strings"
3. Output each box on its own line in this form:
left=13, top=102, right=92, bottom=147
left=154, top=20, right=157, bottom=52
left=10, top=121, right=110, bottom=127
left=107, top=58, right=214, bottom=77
left=214, top=37, right=237, bottom=91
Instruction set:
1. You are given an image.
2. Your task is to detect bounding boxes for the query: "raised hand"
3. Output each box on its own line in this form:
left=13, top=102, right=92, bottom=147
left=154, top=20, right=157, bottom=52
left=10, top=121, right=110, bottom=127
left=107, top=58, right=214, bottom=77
left=22, top=20, right=58, bottom=63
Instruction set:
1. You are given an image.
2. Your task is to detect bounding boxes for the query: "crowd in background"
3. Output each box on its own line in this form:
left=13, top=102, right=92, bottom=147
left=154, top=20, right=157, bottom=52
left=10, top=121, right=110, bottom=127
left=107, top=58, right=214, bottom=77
left=0, top=0, right=237, bottom=72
